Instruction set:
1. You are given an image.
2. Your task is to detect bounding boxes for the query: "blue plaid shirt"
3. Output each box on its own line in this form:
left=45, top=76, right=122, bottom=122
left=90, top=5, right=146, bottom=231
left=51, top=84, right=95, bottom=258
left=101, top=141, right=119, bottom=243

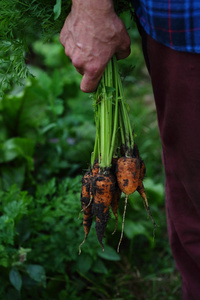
left=131, top=0, right=200, bottom=53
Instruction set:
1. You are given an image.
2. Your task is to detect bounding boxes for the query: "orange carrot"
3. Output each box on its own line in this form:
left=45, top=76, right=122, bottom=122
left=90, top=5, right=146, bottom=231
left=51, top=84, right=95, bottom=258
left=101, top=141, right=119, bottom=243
left=116, top=156, right=140, bottom=252
left=79, top=171, right=93, bottom=254
left=92, top=172, right=116, bottom=250
left=116, top=156, right=140, bottom=195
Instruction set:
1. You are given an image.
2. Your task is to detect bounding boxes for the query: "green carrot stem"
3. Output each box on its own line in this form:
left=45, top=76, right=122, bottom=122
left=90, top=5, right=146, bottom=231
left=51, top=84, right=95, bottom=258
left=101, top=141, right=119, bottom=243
left=119, top=105, right=125, bottom=146
left=117, top=68, right=134, bottom=151
left=91, top=104, right=100, bottom=167
left=99, top=59, right=114, bottom=170
left=92, top=55, right=134, bottom=170
left=119, top=95, right=130, bottom=148
left=109, top=58, right=119, bottom=162
left=123, top=101, right=134, bottom=149
left=104, top=89, right=109, bottom=167
left=100, top=83, right=105, bottom=168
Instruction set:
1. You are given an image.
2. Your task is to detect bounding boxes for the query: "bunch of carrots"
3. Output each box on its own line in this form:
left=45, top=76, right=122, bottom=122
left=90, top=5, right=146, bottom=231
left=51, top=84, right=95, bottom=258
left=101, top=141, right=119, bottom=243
left=79, top=56, right=155, bottom=254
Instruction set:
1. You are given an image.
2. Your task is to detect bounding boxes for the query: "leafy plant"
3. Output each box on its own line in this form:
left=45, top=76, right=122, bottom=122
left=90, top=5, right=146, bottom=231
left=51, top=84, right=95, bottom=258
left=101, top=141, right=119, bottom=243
left=0, top=176, right=124, bottom=299
left=0, top=35, right=96, bottom=189
left=0, top=0, right=72, bottom=94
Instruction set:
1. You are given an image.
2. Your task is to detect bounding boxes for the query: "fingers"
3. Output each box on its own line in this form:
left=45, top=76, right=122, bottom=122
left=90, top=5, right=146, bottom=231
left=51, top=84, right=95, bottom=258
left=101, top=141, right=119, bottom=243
left=116, top=44, right=131, bottom=60
left=81, top=73, right=102, bottom=93
left=80, top=63, right=105, bottom=93
left=79, top=41, right=131, bottom=93
left=116, top=33, right=131, bottom=60
left=60, top=23, right=131, bottom=93
left=77, top=42, right=131, bottom=93
left=63, top=46, right=130, bottom=93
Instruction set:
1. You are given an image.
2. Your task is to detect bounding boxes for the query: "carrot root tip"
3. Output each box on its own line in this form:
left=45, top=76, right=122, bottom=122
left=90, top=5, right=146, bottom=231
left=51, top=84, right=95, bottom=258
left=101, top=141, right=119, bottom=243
left=78, top=237, right=87, bottom=255
left=112, top=217, right=118, bottom=235
left=78, top=209, right=83, bottom=220
left=138, top=187, right=156, bottom=229
left=147, top=207, right=156, bottom=229
left=142, top=196, right=156, bottom=229
left=117, top=194, right=128, bottom=253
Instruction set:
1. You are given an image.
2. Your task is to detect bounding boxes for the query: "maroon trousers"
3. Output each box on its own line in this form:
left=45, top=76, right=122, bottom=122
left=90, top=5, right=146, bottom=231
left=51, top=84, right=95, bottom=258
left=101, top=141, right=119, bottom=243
left=139, top=28, right=200, bottom=299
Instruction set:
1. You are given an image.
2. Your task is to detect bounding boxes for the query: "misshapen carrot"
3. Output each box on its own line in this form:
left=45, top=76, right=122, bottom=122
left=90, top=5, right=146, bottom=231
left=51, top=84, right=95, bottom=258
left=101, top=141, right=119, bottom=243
left=79, top=171, right=93, bottom=254
left=116, top=156, right=140, bottom=195
left=92, top=172, right=116, bottom=250
left=116, top=156, right=140, bottom=252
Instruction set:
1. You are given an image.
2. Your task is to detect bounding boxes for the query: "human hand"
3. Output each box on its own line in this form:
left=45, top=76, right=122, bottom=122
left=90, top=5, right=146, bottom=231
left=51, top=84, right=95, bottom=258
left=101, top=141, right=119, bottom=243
left=59, top=0, right=131, bottom=92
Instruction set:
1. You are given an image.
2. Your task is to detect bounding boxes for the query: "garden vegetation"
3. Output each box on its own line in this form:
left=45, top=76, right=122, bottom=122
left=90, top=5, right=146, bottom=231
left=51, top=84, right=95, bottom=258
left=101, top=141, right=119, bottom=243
left=0, top=1, right=181, bottom=299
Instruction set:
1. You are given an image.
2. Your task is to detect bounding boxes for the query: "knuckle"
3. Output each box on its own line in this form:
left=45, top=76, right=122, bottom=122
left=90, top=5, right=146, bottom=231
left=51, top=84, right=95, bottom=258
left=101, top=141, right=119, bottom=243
left=72, top=56, right=84, bottom=69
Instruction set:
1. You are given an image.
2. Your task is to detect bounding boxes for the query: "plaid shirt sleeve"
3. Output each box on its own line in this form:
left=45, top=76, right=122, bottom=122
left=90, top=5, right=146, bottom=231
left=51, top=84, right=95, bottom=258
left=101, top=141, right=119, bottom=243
left=131, top=0, right=200, bottom=53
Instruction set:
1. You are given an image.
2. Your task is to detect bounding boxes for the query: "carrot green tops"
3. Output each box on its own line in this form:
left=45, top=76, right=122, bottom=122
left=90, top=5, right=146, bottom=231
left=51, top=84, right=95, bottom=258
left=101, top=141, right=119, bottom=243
left=131, top=0, right=200, bottom=53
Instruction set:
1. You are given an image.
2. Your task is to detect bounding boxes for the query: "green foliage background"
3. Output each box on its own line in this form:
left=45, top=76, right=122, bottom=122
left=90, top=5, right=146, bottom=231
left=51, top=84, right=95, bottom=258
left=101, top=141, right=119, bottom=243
left=0, top=3, right=181, bottom=300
